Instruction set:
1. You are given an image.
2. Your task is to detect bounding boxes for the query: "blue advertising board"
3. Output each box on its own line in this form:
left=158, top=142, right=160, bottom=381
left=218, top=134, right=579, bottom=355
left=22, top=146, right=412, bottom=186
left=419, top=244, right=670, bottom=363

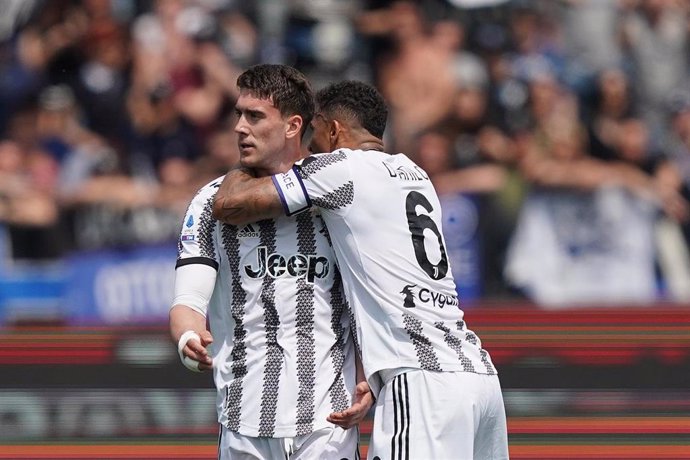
left=64, top=244, right=178, bottom=324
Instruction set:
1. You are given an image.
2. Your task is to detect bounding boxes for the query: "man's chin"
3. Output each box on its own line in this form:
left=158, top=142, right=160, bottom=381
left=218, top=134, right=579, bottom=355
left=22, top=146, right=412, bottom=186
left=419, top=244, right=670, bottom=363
left=239, top=154, right=256, bottom=168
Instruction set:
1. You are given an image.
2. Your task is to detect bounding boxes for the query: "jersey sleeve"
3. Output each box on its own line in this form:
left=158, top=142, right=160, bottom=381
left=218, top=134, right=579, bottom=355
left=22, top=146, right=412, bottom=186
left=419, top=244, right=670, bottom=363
left=176, top=179, right=221, bottom=270
left=272, top=150, right=354, bottom=216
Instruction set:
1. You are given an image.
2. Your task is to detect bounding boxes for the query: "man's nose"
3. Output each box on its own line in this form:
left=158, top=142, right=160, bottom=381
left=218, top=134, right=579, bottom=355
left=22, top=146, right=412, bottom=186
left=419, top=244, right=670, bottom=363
left=235, top=117, right=248, bottom=134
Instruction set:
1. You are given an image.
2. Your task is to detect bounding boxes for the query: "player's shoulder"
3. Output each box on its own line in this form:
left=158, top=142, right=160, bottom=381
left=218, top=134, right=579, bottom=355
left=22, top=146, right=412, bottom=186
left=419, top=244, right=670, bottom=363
left=384, top=151, right=425, bottom=168
left=297, top=148, right=398, bottom=169
left=297, top=149, right=350, bottom=167
left=191, top=176, right=225, bottom=202
left=293, top=150, right=354, bottom=180
left=202, top=175, right=225, bottom=191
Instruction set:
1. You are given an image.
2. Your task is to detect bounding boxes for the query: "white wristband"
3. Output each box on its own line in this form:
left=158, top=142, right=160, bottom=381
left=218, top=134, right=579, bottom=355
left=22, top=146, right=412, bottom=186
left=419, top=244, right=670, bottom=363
left=177, top=330, right=203, bottom=373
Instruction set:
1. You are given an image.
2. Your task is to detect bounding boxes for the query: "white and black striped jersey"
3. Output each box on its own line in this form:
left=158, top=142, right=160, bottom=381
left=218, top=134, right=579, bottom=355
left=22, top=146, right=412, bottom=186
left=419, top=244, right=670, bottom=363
left=176, top=177, right=356, bottom=438
left=273, top=149, right=497, bottom=394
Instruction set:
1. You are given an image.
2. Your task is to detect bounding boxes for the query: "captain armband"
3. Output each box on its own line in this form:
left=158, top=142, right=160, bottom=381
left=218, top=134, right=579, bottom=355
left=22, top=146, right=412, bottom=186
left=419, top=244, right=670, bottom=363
left=272, top=167, right=311, bottom=216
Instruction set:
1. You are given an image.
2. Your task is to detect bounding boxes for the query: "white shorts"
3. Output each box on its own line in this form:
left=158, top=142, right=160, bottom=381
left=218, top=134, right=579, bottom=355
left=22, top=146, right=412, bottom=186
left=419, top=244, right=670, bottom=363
left=368, top=370, right=508, bottom=460
left=218, top=424, right=360, bottom=460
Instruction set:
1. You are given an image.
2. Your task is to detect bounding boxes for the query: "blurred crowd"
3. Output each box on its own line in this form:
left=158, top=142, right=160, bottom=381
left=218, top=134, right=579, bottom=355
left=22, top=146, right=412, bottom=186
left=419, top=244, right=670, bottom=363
left=1, top=0, right=690, bottom=305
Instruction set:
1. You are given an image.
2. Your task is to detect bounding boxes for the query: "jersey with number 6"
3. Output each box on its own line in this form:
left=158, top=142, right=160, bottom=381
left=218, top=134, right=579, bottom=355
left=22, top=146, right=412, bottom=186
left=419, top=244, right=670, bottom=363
left=272, top=149, right=497, bottom=392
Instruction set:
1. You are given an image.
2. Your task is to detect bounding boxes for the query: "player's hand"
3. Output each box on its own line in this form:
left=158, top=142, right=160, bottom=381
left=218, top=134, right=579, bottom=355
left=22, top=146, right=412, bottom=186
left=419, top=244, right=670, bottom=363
left=181, top=330, right=214, bottom=371
left=327, top=381, right=374, bottom=429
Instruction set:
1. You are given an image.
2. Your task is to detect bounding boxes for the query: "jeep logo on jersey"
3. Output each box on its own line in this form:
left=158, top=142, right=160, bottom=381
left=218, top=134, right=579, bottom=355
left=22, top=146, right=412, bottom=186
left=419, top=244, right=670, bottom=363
left=399, top=283, right=459, bottom=309
left=244, top=246, right=329, bottom=283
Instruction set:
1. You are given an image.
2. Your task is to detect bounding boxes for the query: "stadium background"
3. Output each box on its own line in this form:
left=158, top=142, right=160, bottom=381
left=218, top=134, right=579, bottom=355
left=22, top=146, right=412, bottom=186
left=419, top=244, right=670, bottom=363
left=1, top=0, right=690, bottom=458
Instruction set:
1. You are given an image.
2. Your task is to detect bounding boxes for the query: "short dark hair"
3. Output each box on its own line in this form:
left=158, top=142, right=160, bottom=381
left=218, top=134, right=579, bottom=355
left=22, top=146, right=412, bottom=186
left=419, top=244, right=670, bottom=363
left=237, top=64, right=314, bottom=132
left=316, top=81, right=388, bottom=138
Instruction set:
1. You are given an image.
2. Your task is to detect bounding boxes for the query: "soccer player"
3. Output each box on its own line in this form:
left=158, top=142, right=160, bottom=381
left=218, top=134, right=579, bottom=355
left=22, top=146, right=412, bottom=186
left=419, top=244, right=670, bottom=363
left=170, top=65, right=371, bottom=460
left=212, top=80, right=509, bottom=459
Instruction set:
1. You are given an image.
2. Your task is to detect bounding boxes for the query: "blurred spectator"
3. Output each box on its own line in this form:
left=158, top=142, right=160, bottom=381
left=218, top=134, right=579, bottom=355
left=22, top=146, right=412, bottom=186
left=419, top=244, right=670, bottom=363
left=73, top=17, right=132, bottom=149
left=475, top=22, right=531, bottom=133
left=666, top=89, right=690, bottom=246
left=0, top=24, right=47, bottom=136
left=195, top=112, right=241, bottom=181
left=0, top=140, right=62, bottom=259
left=585, top=67, right=636, bottom=160
left=126, top=77, right=201, bottom=172
left=359, top=2, right=460, bottom=152
left=129, top=1, right=241, bottom=138
left=561, top=0, right=623, bottom=97
left=280, top=0, right=367, bottom=87
left=621, top=0, right=689, bottom=144
left=658, top=88, right=690, bottom=300
left=506, top=1, right=566, bottom=85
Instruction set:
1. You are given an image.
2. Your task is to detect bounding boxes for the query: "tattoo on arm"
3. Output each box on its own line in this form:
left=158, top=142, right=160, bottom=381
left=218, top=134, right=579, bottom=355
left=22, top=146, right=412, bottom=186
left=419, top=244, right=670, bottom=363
left=212, top=174, right=283, bottom=225
left=213, top=196, right=245, bottom=221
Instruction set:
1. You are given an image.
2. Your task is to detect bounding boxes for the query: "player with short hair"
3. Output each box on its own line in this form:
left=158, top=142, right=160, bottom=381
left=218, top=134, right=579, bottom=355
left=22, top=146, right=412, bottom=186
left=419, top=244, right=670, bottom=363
left=213, top=80, right=509, bottom=459
left=170, top=65, right=371, bottom=460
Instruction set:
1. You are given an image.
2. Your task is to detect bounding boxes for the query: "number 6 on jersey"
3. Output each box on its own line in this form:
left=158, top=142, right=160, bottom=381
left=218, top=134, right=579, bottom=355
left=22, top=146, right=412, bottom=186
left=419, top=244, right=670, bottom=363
left=405, top=191, right=449, bottom=280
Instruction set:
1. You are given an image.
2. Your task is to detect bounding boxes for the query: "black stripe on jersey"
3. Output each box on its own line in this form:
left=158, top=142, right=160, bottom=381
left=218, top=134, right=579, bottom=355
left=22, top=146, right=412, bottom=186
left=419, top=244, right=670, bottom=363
left=315, top=214, right=332, bottom=247
left=221, top=225, right=249, bottom=431
left=198, top=196, right=218, bottom=259
left=177, top=196, right=217, bottom=262
left=312, top=181, right=354, bottom=210
left=348, top=297, right=361, bottom=358
left=294, top=211, right=317, bottom=436
left=479, top=349, right=496, bottom=375
left=465, top=330, right=496, bottom=376
left=402, top=313, right=442, bottom=372
left=434, top=321, right=476, bottom=373
left=297, top=150, right=348, bottom=178
left=327, top=267, right=349, bottom=414
left=175, top=256, right=219, bottom=270
left=258, top=219, right=282, bottom=437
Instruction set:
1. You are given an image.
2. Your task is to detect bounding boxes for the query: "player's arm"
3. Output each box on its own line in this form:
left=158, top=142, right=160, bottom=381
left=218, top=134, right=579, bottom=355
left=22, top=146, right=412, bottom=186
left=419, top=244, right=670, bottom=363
left=169, top=263, right=216, bottom=372
left=327, top=352, right=373, bottom=429
left=212, top=167, right=285, bottom=225
left=213, top=152, right=352, bottom=225
left=172, top=182, right=219, bottom=372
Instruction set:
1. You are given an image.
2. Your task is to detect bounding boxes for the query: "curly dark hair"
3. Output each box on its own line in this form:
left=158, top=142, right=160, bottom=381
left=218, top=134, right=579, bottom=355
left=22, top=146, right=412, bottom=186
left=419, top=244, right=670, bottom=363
left=237, top=64, right=314, bottom=133
left=316, top=81, right=388, bottom=138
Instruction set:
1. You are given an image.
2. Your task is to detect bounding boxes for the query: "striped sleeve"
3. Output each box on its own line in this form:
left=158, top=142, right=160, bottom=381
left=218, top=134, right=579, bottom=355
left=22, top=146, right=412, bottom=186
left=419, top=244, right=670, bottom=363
left=176, top=179, right=221, bottom=270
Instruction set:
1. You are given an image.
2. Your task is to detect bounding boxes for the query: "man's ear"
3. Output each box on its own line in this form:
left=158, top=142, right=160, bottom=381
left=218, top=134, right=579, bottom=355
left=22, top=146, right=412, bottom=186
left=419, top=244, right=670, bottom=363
left=285, top=114, right=303, bottom=140
left=330, top=119, right=344, bottom=146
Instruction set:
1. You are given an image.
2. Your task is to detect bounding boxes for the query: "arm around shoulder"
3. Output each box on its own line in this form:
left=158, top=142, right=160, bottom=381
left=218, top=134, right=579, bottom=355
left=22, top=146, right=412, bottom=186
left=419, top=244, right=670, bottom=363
left=212, top=168, right=285, bottom=226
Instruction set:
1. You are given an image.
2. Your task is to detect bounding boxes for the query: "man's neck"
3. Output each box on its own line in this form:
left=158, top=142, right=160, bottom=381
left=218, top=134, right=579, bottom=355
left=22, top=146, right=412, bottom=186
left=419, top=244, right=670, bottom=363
left=357, top=140, right=385, bottom=152
left=254, top=146, right=303, bottom=177
left=254, top=160, right=295, bottom=177
left=335, top=133, right=384, bottom=153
